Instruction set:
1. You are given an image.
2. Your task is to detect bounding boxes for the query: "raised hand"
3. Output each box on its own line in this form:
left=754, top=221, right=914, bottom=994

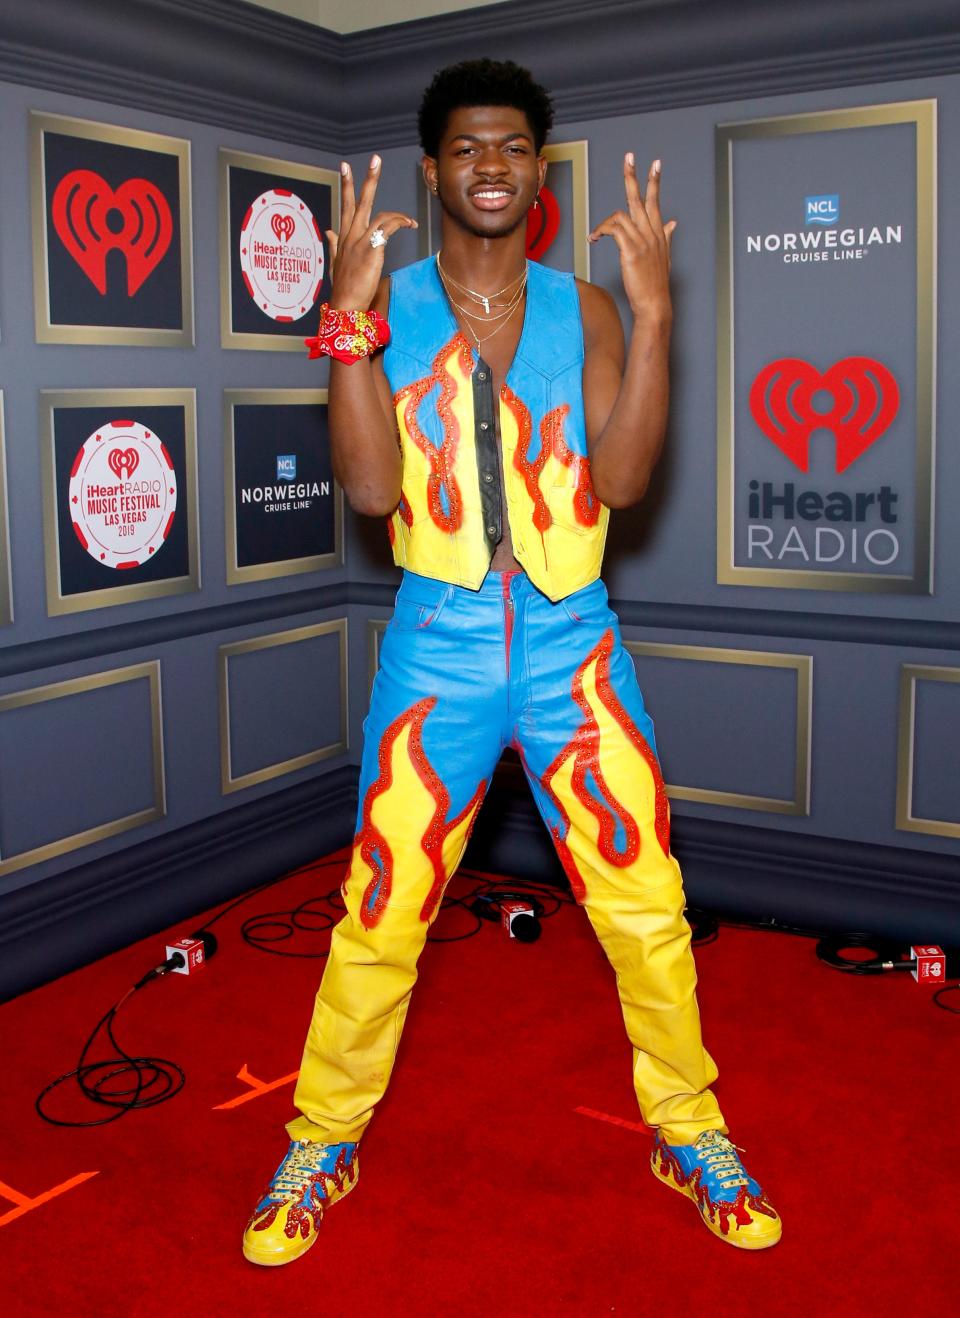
left=588, top=155, right=676, bottom=320
left=326, top=155, right=418, bottom=311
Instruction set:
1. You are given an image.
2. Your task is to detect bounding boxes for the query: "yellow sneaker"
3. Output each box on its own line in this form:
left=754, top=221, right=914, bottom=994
left=242, top=1139, right=359, bottom=1267
left=651, top=1129, right=781, bottom=1250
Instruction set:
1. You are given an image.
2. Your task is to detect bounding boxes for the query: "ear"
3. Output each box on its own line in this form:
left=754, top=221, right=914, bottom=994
left=422, top=155, right=439, bottom=195
left=537, top=155, right=548, bottom=191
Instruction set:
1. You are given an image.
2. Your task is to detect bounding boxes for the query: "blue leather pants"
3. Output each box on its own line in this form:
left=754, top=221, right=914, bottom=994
left=289, top=570, right=725, bottom=1145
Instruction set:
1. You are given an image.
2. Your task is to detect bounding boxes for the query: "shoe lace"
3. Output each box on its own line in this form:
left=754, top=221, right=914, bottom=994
left=693, top=1130, right=749, bottom=1190
left=269, top=1141, right=330, bottom=1201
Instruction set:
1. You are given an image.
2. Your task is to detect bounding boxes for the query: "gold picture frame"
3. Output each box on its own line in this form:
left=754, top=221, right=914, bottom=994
left=31, top=112, right=194, bottom=347
left=41, top=388, right=200, bottom=616
left=716, top=101, right=936, bottom=592
left=224, top=389, right=343, bottom=584
left=219, top=148, right=340, bottom=351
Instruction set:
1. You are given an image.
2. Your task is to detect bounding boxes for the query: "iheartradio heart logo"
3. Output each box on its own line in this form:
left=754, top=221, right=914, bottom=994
left=108, top=446, right=140, bottom=479
left=749, top=356, right=899, bottom=474
left=526, top=184, right=561, bottom=262
left=51, top=170, right=173, bottom=296
left=270, top=213, right=296, bottom=243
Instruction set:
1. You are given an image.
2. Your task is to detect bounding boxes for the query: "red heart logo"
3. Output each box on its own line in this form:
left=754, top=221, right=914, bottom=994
left=51, top=170, right=173, bottom=296
left=271, top=213, right=295, bottom=243
left=108, top=446, right=140, bottom=479
left=749, top=356, right=899, bottom=474
left=526, top=185, right=561, bottom=262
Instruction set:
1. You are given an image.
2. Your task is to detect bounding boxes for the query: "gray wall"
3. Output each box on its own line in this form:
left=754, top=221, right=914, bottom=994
left=1, top=0, right=958, bottom=999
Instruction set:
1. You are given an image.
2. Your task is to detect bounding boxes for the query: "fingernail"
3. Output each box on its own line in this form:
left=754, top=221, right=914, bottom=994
left=626, top=151, right=635, bottom=167
left=371, top=154, right=381, bottom=170
left=653, top=159, right=662, bottom=175
left=341, top=162, right=350, bottom=175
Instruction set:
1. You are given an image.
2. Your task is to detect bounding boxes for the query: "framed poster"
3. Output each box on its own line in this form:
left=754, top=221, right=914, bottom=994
left=220, top=149, right=339, bottom=350
left=716, top=101, right=936, bottom=592
left=0, top=394, right=10, bottom=625
left=41, top=389, right=199, bottom=616
left=30, top=113, right=193, bottom=346
left=418, top=139, right=590, bottom=279
left=224, top=389, right=342, bottom=583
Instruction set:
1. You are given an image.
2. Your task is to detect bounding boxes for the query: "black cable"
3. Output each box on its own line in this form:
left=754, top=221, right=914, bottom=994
left=35, top=983, right=185, bottom=1128
left=933, top=984, right=960, bottom=1014
left=815, top=933, right=914, bottom=975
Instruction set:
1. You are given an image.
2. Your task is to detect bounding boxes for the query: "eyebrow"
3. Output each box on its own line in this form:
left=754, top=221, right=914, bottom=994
left=448, top=132, right=533, bottom=146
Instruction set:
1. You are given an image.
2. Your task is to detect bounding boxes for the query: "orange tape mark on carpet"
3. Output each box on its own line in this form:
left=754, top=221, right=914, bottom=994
left=213, top=1063, right=298, bottom=1110
left=575, top=1106, right=650, bottom=1134
left=0, top=1172, right=99, bottom=1228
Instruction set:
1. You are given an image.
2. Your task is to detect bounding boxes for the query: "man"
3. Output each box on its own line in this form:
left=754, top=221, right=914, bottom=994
left=242, top=59, right=781, bottom=1265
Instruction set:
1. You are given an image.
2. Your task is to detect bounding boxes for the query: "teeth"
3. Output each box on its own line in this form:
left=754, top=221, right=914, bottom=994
left=475, top=191, right=509, bottom=198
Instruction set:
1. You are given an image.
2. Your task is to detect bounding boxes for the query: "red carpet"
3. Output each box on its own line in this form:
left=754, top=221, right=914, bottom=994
left=0, top=852, right=955, bottom=1315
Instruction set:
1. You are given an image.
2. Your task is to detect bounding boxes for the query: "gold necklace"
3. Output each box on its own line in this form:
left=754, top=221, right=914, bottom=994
left=436, top=253, right=527, bottom=316
left=440, top=274, right=527, bottom=326
left=437, top=266, right=527, bottom=352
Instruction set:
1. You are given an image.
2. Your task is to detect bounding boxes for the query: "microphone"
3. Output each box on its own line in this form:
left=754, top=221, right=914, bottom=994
left=135, top=931, right=218, bottom=989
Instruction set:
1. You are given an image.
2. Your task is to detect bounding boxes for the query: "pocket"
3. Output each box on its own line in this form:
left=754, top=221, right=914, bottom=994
left=389, top=576, right=453, bottom=632
left=548, top=456, right=603, bottom=535
left=559, top=579, right=612, bottom=626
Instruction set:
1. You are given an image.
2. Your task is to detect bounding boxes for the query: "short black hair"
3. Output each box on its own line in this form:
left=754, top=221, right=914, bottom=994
left=418, top=59, right=554, bottom=157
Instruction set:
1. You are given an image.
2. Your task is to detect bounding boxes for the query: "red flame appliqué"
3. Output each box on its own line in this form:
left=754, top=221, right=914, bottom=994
left=653, top=1140, right=777, bottom=1238
left=394, top=334, right=474, bottom=533
left=354, top=697, right=486, bottom=928
left=542, top=630, right=670, bottom=899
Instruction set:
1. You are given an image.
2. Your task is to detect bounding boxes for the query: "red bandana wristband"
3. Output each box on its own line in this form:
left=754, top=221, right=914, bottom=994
left=305, top=304, right=391, bottom=363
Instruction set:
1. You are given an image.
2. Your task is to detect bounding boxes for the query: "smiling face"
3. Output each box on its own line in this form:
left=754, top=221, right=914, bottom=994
left=424, top=105, right=546, bottom=241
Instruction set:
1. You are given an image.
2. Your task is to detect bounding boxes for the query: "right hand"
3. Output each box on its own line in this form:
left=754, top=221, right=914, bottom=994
left=326, top=155, right=417, bottom=311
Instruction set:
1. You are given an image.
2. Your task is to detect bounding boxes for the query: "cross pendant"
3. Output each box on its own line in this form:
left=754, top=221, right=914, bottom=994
left=481, top=296, right=491, bottom=315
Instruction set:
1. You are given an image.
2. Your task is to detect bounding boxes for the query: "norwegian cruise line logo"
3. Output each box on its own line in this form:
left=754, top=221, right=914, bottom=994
left=805, top=194, right=839, bottom=226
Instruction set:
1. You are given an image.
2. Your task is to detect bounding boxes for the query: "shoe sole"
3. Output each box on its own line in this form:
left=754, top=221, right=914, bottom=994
left=242, top=1156, right=360, bottom=1267
left=651, top=1156, right=781, bottom=1251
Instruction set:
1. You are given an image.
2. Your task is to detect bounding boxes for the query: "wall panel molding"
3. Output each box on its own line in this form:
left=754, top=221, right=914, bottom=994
left=626, top=642, right=812, bottom=815
left=219, top=618, right=348, bottom=792
left=897, top=664, right=960, bottom=839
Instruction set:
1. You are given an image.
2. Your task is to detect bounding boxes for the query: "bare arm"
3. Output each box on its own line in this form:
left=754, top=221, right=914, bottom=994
left=323, top=157, right=417, bottom=517
left=582, top=156, right=676, bottom=509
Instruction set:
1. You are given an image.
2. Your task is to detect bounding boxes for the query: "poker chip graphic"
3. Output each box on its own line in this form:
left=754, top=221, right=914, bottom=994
left=239, top=188, right=324, bottom=321
left=69, top=420, right=177, bottom=569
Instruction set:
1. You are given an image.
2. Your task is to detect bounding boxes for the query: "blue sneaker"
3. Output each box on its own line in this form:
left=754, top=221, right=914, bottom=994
left=243, top=1139, right=359, bottom=1266
left=651, top=1129, right=781, bottom=1249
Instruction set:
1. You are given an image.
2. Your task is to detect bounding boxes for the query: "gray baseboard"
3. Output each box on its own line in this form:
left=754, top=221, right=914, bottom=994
left=6, top=761, right=956, bottom=1002
left=0, top=766, right=359, bottom=1003
left=465, top=768, right=960, bottom=945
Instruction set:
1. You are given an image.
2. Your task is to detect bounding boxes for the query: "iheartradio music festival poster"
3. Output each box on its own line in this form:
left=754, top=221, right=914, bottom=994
left=41, top=390, right=199, bottom=616
left=716, top=102, right=936, bottom=592
left=30, top=114, right=193, bottom=346
left=219, top=149, right=339, bottom=351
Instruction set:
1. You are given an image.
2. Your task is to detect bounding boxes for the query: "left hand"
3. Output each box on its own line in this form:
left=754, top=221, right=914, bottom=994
left=589, top=155, right=676, bottom=320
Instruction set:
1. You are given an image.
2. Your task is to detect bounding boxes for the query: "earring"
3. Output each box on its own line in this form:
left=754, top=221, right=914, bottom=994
left=533, top=192, right=540, bottom=211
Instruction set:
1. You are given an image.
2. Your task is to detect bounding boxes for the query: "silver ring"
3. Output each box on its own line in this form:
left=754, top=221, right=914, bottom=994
left=369, top=228, right=387, bottom=249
